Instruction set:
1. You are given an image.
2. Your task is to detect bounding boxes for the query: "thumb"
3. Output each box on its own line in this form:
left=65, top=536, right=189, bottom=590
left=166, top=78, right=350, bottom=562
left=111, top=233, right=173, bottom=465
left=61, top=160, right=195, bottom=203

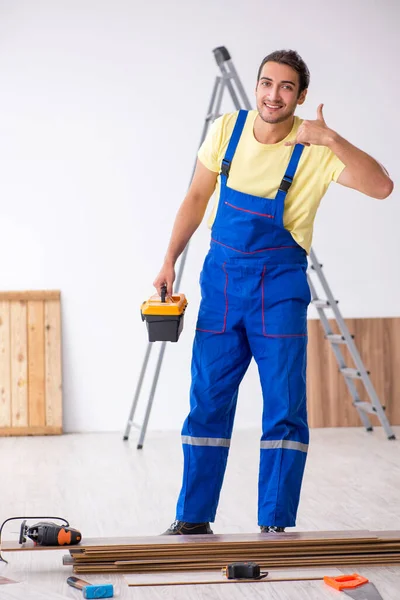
left=284, top=140, right=296, bottom=147
left=317, top=103, right=325, bottom=123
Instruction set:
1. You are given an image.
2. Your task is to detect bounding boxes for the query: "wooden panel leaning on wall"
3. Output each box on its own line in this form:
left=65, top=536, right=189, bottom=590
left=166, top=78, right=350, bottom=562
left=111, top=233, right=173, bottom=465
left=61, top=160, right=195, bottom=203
left=0, top=291, right=62, bottom=436
left=307, top=317, right=400, bottom=428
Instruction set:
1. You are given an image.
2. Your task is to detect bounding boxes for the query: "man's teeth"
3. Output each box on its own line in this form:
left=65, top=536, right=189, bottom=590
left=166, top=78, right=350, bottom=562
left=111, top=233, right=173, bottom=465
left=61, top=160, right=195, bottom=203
left=265, top=103, right=281, bottom=109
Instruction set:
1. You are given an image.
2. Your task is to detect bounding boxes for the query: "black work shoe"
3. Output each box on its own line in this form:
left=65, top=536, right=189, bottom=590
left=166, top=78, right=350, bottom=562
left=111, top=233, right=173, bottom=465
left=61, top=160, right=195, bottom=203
left=161, top=520, right=213, bottom=535
left=260, top=525, right=285, bottom=533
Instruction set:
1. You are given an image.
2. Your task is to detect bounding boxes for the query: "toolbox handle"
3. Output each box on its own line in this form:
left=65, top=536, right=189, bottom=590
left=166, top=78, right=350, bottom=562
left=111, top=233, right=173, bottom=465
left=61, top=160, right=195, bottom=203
left=161, top=285, right=167, bottom=303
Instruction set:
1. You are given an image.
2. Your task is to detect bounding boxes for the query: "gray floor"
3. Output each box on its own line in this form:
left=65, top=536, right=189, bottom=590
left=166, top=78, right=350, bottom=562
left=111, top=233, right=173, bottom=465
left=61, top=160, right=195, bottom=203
left=0, top=426, right=399, bottom=598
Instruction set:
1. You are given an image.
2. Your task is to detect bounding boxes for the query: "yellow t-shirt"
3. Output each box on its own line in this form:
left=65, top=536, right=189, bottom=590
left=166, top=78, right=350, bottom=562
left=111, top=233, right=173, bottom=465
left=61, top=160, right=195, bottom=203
left=198, top=110, right=345, bottom=254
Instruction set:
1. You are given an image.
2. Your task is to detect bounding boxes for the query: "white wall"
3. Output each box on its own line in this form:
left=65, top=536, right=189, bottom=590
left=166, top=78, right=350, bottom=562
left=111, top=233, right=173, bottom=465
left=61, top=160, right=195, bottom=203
left=0, top=0, right=399, bottom=433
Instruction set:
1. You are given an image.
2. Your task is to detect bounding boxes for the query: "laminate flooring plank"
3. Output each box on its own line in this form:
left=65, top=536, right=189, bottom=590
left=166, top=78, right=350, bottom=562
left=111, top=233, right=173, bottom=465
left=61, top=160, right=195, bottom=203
left=125, top=567, right=342, bottom=587
left=2, top=530, right=380, bottom=552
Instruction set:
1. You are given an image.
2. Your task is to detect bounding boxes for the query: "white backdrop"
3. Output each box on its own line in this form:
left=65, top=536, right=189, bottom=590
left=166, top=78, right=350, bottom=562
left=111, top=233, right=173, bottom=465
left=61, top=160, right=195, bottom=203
left=0, top=0, right=398, bottom=433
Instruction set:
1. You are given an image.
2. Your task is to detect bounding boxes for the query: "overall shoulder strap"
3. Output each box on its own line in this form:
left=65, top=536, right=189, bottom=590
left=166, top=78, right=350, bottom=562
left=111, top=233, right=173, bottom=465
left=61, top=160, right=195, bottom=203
left=276, top=143, right=305, bottom=199
left=220, top=110, right=248, bottom=184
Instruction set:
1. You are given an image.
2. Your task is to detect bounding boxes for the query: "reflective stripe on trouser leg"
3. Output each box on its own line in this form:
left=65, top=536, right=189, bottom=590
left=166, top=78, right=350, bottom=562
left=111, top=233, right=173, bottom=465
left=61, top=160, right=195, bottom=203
left=244, top=263, right=310, bottom=528
left=179, top=434, right=232, bottom=519
left=177, top=428, right=232, bottom=523
left=257, top=336, right=309, bottom=527
left=176, top=286, right=252, bottom=522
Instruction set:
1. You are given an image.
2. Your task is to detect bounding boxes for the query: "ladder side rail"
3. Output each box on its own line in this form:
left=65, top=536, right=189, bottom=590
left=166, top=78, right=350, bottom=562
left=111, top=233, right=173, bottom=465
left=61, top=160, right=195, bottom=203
left=225, top=60, right=253, bottom=109
left=126, top=69, right=229, bottom=446
left=136, top=342, right=168, bottom=449
left=123, top=343, right=153, bottom=440
left=308, top=275, right=373, bottom=430
left=310, top=249, right=376, bottom=375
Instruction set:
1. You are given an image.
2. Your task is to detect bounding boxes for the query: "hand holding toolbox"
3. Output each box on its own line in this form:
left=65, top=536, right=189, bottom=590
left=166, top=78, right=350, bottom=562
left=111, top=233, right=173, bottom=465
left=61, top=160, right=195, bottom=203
left=141, top=285, right=188, bottom=342
left=324, top=574, right=384, bottom=599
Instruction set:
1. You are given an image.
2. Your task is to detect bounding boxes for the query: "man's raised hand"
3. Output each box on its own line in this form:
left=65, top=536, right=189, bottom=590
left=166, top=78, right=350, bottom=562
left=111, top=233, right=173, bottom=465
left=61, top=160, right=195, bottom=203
left=285, top=104, right=333, bottom=148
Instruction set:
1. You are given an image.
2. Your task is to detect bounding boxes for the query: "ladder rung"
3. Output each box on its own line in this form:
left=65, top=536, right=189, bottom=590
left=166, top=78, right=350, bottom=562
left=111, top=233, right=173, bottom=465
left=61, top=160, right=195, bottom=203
left=341, top=367, right=363, bottom=379
left=127, top=421, right=141, bottom=430
left=326, top=334, right=347, bottom=344
left=312, top=299, right=330, bottom=308
left=353, top=401, right=376, bottom=415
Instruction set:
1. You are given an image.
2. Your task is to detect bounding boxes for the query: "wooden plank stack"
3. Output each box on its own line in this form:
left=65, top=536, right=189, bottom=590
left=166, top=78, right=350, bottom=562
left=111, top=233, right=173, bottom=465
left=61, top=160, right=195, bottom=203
left=56, top=531, right=400, bottom=574
left=0, top=291, right=62, bottom=436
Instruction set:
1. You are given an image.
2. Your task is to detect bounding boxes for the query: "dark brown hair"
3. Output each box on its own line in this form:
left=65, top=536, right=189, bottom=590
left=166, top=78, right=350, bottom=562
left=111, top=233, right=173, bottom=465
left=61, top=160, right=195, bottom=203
left=257, top=50, right=310, bottom=95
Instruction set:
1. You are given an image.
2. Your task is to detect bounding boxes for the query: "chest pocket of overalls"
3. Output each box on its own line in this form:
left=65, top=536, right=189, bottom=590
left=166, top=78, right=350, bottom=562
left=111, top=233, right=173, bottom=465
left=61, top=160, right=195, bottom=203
left=216, top=187, right=280, bottom=254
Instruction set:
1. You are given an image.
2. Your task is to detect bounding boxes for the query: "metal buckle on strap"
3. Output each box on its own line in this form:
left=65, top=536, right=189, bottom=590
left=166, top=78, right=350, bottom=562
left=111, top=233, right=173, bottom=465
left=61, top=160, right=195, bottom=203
left=279, top=176, right=293, bottom=193
left=221, top=159, right=231, bottom=178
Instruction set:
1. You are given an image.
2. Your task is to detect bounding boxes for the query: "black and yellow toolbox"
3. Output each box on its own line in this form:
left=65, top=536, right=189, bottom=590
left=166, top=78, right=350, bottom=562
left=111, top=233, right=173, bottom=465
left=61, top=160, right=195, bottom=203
left=141, top=285, right=188, bottom=342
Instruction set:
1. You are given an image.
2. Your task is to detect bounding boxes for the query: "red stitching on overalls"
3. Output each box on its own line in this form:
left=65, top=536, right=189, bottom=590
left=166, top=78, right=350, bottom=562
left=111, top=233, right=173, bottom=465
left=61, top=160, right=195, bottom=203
left=224, top=201, right=274, bottom=219
left=261, top=266, right=307, bottom=338
left=211, top=239, right=298, bottom=255
left=196, top=262, right=228, bottom=334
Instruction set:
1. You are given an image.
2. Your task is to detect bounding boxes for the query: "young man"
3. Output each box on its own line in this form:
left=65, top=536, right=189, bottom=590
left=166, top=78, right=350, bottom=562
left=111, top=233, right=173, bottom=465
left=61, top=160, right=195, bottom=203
left=153, top=50, right=393, bottom=535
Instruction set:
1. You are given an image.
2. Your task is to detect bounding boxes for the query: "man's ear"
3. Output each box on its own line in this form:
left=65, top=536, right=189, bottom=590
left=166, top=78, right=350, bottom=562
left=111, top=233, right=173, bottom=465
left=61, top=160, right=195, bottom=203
left=297, top=88, right=308, bottom=106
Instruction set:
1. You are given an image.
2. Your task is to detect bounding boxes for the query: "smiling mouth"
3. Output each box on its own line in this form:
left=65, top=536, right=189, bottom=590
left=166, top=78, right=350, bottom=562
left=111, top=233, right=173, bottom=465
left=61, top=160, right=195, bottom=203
left=264, top=103, right=283, bottom=110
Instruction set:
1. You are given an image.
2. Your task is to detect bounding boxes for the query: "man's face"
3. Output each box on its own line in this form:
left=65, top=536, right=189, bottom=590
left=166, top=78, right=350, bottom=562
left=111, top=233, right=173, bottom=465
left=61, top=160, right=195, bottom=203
left=255, top=61, right=307, bottom=124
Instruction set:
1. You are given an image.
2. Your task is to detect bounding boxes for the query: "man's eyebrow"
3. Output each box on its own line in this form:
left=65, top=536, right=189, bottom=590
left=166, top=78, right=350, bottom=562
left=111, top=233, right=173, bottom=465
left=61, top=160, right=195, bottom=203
left=260, top=77, right=296, bottom=86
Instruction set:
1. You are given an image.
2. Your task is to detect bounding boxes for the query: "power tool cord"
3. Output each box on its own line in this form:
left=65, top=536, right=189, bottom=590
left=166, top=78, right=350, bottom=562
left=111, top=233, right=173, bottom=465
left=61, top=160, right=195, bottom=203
left=0, top=516, right=70, bottom=564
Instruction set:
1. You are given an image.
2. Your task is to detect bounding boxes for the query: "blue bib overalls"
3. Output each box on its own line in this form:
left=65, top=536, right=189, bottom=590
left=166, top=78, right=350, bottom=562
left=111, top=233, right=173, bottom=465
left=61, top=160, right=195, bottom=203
left=176, top=110, right=311, bottom=528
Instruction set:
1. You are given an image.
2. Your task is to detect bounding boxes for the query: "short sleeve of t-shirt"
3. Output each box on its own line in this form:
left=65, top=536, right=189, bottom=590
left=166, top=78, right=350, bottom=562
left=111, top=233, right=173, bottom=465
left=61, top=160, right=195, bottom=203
left=319, top=146, right=346, bottom=183
left=197, top=116, right=225, bottom=173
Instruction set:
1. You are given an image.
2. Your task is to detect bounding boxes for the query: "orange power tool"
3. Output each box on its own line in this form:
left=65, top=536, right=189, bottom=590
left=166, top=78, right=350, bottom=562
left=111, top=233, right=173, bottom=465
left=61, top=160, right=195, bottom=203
left=19, top=519, right=81, bottom=546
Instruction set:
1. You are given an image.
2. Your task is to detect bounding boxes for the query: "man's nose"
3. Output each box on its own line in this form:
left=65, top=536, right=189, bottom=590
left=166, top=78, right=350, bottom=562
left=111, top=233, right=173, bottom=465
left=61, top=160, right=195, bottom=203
left=267, top=86, right=281, bottom=101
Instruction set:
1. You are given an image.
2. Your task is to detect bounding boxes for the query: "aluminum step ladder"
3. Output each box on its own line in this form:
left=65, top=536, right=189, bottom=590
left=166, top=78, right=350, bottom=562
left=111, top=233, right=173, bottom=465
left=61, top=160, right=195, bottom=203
left=123, top=46, right=395, bottom=448
left=308, top=248, right=395, bottom=439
